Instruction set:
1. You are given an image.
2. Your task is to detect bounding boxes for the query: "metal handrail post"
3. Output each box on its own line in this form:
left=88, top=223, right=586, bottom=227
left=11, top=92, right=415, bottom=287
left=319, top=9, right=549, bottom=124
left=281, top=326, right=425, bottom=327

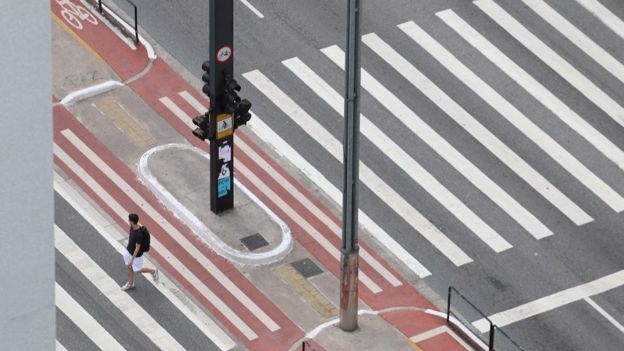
left=447, top=286, right=452, bottom=324
left=133, top=5, right=138, bottom=44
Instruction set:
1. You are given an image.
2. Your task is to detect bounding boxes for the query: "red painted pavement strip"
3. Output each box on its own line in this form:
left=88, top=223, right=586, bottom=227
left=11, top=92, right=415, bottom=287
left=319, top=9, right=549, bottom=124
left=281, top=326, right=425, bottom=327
left=53, top=105, right=304, bottom=349
left=51, top=0, right=147, bottom=81
left=57, top=6, right=449, bottom=345
left=380, top=310, right=447, bottom=339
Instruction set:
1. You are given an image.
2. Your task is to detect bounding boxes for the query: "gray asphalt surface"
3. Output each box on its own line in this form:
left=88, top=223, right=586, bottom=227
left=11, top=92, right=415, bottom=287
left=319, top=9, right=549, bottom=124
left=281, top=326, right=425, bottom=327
left=109, top=0, right=624, bottom=349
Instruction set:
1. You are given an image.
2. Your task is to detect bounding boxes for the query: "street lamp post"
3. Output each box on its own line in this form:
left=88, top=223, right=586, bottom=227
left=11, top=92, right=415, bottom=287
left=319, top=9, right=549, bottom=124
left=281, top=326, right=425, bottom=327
left=340, top=0, right=362, bottom=332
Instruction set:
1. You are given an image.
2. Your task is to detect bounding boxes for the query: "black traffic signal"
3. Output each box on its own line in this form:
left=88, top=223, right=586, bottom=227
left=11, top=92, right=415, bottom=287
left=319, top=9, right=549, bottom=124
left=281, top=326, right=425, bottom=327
left=234, top=98, right=252, bottom=128
left=222, top=74, right=241, bottom=114
left=201, top=60, right=211, bottom=96
left=192, top=111, right=210, bottom=140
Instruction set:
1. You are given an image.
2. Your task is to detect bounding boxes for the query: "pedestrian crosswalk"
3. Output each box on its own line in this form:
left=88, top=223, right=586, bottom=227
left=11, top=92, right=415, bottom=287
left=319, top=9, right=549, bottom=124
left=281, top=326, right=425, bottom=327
left=53, top=1, right=624, bottom=349
left=235, top=1, right=624, bottom=269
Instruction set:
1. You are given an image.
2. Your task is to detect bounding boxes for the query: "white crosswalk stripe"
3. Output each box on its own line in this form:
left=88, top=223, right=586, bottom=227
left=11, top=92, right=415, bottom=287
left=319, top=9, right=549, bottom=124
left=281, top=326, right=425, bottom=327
left=522, top=0, right=624, bottom=85
left=282, top=57, right=512, bottom=253
left=243, top=69, right=473, bottom=266
left=55, top=282, right=125, bottom=350
left=575, top=0, right=624, bottom=41
left=474, top=0, right=624, bottom=128
left=322, top=45, right=554, bottom=239
left=437, top=9, right=624, bottom=173
left=396, top=22, right=624, bottom=213
left=55, top=225, right=185, bottom=350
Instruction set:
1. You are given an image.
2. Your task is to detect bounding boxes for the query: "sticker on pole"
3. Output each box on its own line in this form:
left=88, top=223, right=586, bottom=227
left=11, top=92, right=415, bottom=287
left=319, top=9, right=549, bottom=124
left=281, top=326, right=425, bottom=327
left=216, top=113, right=233, bottom=139
left=216, top=45, right=233, bottom=63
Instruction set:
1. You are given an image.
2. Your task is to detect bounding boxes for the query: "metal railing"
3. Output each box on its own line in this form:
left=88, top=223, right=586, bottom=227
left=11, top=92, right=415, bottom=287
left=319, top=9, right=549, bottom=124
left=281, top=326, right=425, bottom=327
left=447, top=286, right=525, bottom=351
left=88, top=0, right=139, bottom=44
left=301, top=340, right=316, bottom=351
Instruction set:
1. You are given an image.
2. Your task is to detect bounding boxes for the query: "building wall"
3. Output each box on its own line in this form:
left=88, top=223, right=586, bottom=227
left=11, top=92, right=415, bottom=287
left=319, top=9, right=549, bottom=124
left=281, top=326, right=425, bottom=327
left=0, top=0, right=54, bottom=349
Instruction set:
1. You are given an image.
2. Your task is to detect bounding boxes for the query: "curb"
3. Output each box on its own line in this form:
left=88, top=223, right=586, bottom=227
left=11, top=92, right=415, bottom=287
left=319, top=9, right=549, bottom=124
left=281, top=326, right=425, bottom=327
left=138, top=143, right=294, bottom=266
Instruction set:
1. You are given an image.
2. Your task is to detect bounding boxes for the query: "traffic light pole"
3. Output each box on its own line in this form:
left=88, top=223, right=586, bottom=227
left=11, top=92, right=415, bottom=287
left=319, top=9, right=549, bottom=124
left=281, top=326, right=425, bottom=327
left=209, top=0, right=234, bottom=214
left=340, top=0, right=361, bottom=332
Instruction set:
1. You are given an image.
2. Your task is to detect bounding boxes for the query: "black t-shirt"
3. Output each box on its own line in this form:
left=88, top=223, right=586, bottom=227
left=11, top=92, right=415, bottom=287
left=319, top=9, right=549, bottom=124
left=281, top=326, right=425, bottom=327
left=127, top=227, right=146, bottom=257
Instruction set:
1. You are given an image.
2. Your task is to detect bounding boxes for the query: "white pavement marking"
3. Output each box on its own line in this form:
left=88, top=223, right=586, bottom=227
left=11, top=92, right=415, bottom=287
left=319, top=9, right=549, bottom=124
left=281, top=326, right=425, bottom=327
left=55, top=283, right=125, bottom=350
left=243, top=69, right=473, bottom=266
left=585, top=297, right=624, bottom=334
left=575, top=0, right=624, bottom=41
left=323, top=45, right=553, bottom=240
left=472, top=269, right=624, bottom=332
left=239, top=0, right=264, bottom=18
left=138, top=143, right=293, bottom=266
left=54, top=139, right=263, bottom=340
left=56, top=340, right=68, bottom=351
left=474, top=0, right=624, bottom=128
left=522, top=0, right=624, bottom=85
left=179, top=91, right=207, bottom=114
left=246, top=112, right=432, bottom=278
left=55, top=226, right=184, bottom=350
left=438, top=9, right=624, bottom=173
left=53, top=173, right=237, bottom=350
left=409, top=325, right=475, bottom=350
left=163, top=94, right=391, bottom=290
left=397, top=22, right=624, bottom=214
left=282, top=57, right=511, bottom=253
left=61, top=129, right=280, bottom=333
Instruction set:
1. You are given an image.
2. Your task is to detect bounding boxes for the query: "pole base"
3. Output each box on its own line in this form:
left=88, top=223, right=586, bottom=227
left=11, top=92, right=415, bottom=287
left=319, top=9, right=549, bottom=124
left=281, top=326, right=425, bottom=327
left=339, top=248, right=359, bottom=331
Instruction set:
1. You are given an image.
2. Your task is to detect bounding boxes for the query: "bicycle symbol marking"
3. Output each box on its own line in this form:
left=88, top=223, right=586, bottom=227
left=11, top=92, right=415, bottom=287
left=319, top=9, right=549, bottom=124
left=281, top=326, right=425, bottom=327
left=216, top=45, right=232, bottom=63
left=56, top=0, right=98, bottom=30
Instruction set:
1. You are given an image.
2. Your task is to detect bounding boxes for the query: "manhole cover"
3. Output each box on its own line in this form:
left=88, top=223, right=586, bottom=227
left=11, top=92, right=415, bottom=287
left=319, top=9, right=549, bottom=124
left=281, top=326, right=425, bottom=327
left=240, top=233, right=269, bottom=251
left=291, top=258, right=323, bottom=278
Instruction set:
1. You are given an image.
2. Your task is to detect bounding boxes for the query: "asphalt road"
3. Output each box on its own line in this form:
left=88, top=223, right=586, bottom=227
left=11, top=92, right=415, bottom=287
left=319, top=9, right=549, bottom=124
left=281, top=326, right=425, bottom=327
left=110, top=0, right=624, bottom=349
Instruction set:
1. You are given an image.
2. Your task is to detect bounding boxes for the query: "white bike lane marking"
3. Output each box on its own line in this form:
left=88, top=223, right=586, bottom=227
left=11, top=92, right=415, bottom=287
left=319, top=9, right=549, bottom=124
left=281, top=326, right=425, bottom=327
left=55, top=0, right=98, bottom=30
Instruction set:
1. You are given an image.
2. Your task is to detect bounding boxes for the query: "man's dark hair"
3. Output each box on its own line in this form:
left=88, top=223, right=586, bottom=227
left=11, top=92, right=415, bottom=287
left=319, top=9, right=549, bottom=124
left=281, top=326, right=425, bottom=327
left=128, top=213, right=139, bottom=224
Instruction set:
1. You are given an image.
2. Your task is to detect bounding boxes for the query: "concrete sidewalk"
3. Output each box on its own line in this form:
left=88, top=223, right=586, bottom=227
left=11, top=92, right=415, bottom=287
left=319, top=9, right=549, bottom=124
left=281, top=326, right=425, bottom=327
left=51, top=4, right=474, bottom=350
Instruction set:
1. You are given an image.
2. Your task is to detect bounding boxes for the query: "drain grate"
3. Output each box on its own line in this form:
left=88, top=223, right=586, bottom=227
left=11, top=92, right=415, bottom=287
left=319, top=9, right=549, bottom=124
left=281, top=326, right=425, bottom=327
left=240, top=233, right=269, bottom=251
left=291, top=258, right=323, bottom=278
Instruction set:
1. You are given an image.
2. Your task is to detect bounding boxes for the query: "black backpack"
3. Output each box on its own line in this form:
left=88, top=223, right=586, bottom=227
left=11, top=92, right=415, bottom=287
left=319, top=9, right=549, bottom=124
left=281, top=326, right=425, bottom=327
left=141, top=226, right=151, bottom=252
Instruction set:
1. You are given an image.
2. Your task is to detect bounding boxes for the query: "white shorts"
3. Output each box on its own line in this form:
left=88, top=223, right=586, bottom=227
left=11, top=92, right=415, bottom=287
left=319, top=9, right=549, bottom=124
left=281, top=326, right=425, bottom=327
left=123, top=250, right=144, bottom=272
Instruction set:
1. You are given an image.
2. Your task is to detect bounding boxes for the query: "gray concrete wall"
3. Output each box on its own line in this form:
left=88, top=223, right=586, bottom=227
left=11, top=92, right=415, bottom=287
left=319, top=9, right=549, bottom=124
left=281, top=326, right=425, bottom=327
left=0, top=0, right=54, bottom=349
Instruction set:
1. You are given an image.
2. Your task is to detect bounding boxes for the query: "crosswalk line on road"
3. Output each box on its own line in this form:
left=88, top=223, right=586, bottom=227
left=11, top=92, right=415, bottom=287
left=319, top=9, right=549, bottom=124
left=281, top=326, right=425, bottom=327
left=56, top=340, right=68, bottom=351
left=55, top=282, right=125, bottom=350
left=282, top=57, right=512, bottom=253
left=474, top=0, right=624, bottom=128
left=53, top=172, right=238, bottom=351
left=53, top=140, right=261, bottom=340
left=575, top=0, right=624, bottom=41
left=178, top=90, right=426, bottom=281
left=243, top=69, right=473, bottom=266
left=60, top=129, right=282, bottom=333
left=437, top=9, right=624, bottom=173
left=161, top=94, right=394, bottom=288
left=396, top=22, right=624, bottom=214
left=322, top=45, right=553, bottom=239
left=244, top=110, right=433, bottom=278
left=522, top=0, right=624, bottom=85
left=55, top=226, right=185, bottom=350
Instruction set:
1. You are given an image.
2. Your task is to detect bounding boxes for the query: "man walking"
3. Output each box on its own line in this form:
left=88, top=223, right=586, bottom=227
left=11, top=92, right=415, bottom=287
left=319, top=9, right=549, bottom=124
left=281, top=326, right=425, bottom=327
left=121, top=213, right=159, bottom=291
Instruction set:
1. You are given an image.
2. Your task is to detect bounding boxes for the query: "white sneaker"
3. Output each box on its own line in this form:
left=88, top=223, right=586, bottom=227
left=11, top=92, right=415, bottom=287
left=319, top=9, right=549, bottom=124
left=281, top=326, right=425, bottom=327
left=120, top=282, right=135, bottom=291
left=151, top=268, right=159, bottom=282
